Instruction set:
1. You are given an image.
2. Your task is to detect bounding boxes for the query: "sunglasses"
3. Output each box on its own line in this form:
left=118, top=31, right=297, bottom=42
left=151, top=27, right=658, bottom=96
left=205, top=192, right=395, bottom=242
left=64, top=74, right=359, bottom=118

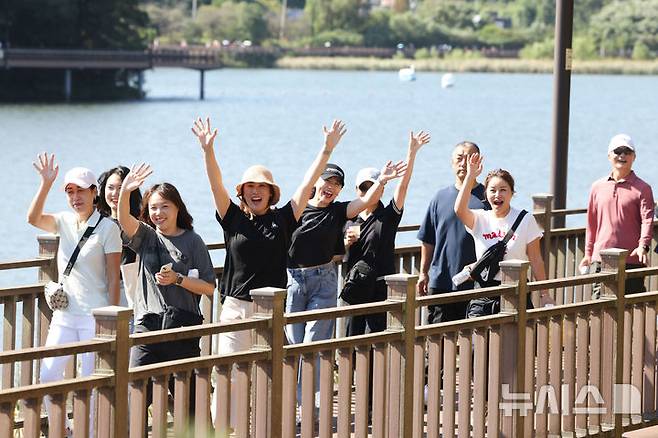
left=613, top=147, right=634, bottom=156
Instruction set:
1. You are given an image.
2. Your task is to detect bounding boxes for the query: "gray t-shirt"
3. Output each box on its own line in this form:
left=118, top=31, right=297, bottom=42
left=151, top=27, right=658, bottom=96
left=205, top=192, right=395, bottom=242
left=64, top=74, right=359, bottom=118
left=126, top=222, right=216, bottom=324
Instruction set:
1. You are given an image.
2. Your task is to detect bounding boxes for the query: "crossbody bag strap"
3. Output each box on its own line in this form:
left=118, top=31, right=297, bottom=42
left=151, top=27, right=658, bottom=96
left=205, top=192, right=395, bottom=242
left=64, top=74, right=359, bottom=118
left=154, top=232, right=202, bottom=316
left=500, top=209, right=528, bottom=246
left=63, top=215, right=103, bottom=277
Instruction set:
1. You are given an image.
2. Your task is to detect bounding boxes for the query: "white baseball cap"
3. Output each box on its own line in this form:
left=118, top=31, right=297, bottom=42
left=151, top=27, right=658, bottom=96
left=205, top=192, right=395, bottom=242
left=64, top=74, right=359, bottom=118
left=63, top=167, right=97, bottom=190
left=355, top=167, right=380, bottom=188
left=607, top=134, right=636, bottom=154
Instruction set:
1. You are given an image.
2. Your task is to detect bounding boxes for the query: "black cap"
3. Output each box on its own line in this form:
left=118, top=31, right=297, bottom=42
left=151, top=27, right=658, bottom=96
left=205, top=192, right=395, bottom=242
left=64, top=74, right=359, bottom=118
left=320, top=163, right=345, bottom=186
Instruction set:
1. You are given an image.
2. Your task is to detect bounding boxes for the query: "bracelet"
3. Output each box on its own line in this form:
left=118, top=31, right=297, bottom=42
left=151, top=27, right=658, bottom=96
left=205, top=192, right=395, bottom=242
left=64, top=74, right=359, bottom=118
left=377, top=177, right=387, bottom=185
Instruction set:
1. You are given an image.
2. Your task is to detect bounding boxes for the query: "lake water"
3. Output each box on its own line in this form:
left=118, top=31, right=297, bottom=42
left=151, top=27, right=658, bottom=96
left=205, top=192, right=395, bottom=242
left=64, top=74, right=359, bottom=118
left=1, top=68, right=658, bottom=287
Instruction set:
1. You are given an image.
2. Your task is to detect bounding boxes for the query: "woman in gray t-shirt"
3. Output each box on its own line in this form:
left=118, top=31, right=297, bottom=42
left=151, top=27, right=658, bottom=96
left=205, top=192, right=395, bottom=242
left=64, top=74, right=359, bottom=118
left=117, top=165, right=216, bottom=418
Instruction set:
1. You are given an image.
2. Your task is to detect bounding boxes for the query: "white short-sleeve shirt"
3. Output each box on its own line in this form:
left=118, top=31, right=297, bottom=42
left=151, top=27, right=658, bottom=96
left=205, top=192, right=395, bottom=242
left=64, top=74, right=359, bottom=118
left=466, top=207, right=543, bottom=281
left=55, top=210, right=122, bottom=316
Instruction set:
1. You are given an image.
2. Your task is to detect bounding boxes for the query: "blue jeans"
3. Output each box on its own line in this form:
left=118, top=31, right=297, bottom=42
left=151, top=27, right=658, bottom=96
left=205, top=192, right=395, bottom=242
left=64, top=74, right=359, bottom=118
left=285, top=261, right=338, bottom=344
left=285, top=261, right=338, bottom=407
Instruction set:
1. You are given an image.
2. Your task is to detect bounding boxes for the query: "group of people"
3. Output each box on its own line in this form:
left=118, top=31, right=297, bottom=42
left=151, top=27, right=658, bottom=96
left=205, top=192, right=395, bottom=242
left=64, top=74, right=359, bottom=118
left=27, top=121, right=653, bottom=431
left=419, top=133, right=654, bottom=325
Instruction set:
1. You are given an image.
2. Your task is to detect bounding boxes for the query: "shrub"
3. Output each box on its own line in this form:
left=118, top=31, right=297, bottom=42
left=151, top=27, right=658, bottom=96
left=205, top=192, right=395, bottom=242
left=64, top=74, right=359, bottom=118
left=305, top=29, right=364, bottom=47
left=519, top=38, right=553, bottom=59
left=632, top=41, right=654, bottom=60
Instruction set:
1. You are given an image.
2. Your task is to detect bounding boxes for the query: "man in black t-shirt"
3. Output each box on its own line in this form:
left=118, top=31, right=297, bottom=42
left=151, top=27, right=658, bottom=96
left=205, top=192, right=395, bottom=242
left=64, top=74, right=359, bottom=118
left=417, top=141, right=489, bottom=323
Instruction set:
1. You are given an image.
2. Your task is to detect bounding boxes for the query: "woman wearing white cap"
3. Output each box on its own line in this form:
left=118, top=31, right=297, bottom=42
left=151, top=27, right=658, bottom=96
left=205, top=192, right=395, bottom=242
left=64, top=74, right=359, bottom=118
left=27, top=153, right=122, bottom=434
left=343, top=131, right=429, bottom=336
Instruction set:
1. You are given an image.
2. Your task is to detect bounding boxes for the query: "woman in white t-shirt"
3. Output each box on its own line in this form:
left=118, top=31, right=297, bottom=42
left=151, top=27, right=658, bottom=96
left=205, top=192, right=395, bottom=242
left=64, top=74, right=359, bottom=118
left=454, top=153, right=554, bottom=316
left=27, top=153, right=122, bottom=434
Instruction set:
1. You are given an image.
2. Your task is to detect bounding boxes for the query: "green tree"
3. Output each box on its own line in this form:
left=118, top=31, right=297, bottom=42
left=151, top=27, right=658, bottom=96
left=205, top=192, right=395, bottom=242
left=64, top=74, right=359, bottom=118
left=362, top=8, right=395, bottom=47
left=195, top=2, right=270, bottom=43
left=304, top=0, right=366, bottom=36
left=2, top=0, right=150, bottom=101
left=7, top=0, right=148, bottom=49
left=590, top=0, right=658, bottom=56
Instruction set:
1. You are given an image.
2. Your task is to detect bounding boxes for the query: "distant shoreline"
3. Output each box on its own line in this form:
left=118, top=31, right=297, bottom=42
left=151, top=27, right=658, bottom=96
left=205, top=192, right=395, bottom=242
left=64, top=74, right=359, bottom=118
left=276, top=56, right=658, bottom=75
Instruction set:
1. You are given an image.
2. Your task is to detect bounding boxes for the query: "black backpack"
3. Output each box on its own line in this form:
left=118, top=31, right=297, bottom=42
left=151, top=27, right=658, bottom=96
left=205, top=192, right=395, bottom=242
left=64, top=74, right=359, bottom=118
left=469, top=210, right=528, bottom=287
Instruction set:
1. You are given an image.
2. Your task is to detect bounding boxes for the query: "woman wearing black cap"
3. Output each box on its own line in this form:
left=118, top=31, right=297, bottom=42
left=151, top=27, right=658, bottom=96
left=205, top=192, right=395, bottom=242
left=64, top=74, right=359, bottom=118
left=285, top=155, right=406, bottom=414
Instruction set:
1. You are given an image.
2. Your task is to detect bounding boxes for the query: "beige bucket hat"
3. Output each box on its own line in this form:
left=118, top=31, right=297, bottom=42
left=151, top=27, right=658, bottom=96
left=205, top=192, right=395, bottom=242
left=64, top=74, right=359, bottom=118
left=235, top=165, right=281, bottom=206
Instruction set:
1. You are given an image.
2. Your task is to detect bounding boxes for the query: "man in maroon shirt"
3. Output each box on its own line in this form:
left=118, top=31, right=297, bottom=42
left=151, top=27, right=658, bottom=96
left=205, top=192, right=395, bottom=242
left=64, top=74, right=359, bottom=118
left=579, top=133, right=654, bottom=295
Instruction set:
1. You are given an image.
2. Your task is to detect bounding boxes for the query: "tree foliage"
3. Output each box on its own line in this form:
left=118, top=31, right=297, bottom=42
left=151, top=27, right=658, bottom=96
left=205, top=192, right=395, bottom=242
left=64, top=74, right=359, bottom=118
left=6, top=0, right=149, bottom=49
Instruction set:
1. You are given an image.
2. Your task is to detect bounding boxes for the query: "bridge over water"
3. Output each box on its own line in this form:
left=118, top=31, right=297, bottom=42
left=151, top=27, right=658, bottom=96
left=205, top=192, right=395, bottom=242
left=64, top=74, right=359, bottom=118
left=1, top=46, right=227, bottom=100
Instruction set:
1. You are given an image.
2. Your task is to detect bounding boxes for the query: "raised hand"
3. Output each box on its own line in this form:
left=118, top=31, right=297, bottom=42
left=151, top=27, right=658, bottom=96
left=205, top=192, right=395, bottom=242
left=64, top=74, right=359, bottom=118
left=379, top=160, right=408, bottom=184
left=408, top=131, right=431, bottom=155
left=466, top=153, right=483, bottom=179
left=32, top=153, right=59, bottom=185
left=191, top=117, right=218, bottom=152
left=122, top=163, right=153, bottom=193
left=323, top=120, right=347, bottom=152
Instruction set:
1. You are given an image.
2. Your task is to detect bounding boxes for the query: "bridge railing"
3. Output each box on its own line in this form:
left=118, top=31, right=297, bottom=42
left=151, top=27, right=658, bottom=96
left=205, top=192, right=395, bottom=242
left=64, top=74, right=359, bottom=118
left=2, top=254, right=658, bottom=436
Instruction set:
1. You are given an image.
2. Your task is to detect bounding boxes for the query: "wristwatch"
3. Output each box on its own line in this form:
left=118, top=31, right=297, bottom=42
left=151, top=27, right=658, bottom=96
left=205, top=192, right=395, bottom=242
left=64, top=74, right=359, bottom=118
left=175, top=273, right=184, bottom=285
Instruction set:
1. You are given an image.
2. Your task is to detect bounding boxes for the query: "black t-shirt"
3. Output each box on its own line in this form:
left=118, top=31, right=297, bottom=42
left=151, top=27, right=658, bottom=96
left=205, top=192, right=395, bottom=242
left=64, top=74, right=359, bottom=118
left=345, top=200, right=403, bottom=278
left=288, top=201, right=352, bottom=268
left=216, top=201, right=298, bottom=301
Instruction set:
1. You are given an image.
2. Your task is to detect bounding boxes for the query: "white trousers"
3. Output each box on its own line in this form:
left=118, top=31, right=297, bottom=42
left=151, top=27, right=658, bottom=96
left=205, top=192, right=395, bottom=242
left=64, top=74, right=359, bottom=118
left=213, top=297, right=254, bottom=427
left=40, top=312, right=96, bottom=434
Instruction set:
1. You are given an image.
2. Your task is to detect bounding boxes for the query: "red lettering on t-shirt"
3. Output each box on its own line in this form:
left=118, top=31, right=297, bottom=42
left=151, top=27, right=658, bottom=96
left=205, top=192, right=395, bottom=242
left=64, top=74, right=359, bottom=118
left=481, top=230, right=517, bottom=241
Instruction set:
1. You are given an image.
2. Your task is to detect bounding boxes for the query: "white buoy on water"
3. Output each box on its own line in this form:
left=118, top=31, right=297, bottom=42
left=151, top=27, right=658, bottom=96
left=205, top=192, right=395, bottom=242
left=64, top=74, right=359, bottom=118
left=441, top=73, right=455, bottom=88
left=398, top=65, right=416, bottom=82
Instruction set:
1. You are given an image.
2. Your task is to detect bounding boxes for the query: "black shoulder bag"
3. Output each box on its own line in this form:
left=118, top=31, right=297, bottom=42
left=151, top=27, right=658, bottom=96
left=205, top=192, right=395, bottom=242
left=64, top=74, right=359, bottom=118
left=44, top=215, right=103, bottom=310
left=340, top=260, right=377, bottom=305
left=469, top=210, right=528, bottom=288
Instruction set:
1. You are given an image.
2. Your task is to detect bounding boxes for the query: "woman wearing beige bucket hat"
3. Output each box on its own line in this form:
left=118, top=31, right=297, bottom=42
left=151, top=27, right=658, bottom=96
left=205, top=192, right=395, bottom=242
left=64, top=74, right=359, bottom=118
left=191, top=116, right=345, bottom=425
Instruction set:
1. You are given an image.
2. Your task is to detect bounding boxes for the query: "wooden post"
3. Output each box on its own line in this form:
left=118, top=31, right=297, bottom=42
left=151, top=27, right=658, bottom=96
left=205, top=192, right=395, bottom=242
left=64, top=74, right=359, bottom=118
left=532, top=194, right=554, bottom=280
left=599, top=248, right=627, bottom=436
left=37, top=234, right=58, bottom=384
left=2, top=294, right=16, bottom=389
left=199, top=69, right=205, bottom=100
left=64, top=69, right=72, bottom=102
left=385, top=273, right=418, bottom=438
left=499, top=259, right=530, bottom=438
left=250, top=287, right=287, bottom=438
left=92, top=305, right=133, bottom=438
left=0, top=401, right=13, bottom=437
left=37, top=235, right=58, bottom=347
left=200, top=293, right=213, bottom=356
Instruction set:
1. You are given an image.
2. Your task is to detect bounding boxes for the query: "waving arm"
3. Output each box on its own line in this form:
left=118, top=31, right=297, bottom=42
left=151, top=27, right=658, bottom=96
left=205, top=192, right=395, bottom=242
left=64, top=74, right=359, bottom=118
left=291, top=120, right=346, bottom=221
left=118, top=163, right=153, bottom=239
left=192, top=117, right=231, bottom=219
left=393, top=130, right=430, bottom=209
left=27, top=153, right=59, bottom=233
left=346, top=160, right=407, bottom=218
left=454, top=153, right=482, bottom=230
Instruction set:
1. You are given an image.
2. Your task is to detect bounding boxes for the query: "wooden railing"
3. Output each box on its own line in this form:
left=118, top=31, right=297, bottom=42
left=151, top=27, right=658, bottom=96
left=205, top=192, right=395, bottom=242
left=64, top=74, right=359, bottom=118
left=2, top=194, right=658, bottom=436
left=2, top=253, right=658, bottom=436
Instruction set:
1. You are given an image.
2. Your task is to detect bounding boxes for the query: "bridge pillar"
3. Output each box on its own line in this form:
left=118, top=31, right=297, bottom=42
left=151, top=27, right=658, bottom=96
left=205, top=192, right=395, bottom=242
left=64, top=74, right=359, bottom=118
left=199, top=69, right=205, bottom=100
left=137, top=70, right=144, bottom=97
left=64, top=69, right=72, bottom=102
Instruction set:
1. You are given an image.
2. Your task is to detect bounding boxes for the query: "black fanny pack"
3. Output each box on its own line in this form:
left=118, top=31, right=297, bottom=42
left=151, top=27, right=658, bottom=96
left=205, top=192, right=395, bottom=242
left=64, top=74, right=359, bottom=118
left=340, top=260, right=377, bottom=305
left=140, top=306, right=203, bottom=331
